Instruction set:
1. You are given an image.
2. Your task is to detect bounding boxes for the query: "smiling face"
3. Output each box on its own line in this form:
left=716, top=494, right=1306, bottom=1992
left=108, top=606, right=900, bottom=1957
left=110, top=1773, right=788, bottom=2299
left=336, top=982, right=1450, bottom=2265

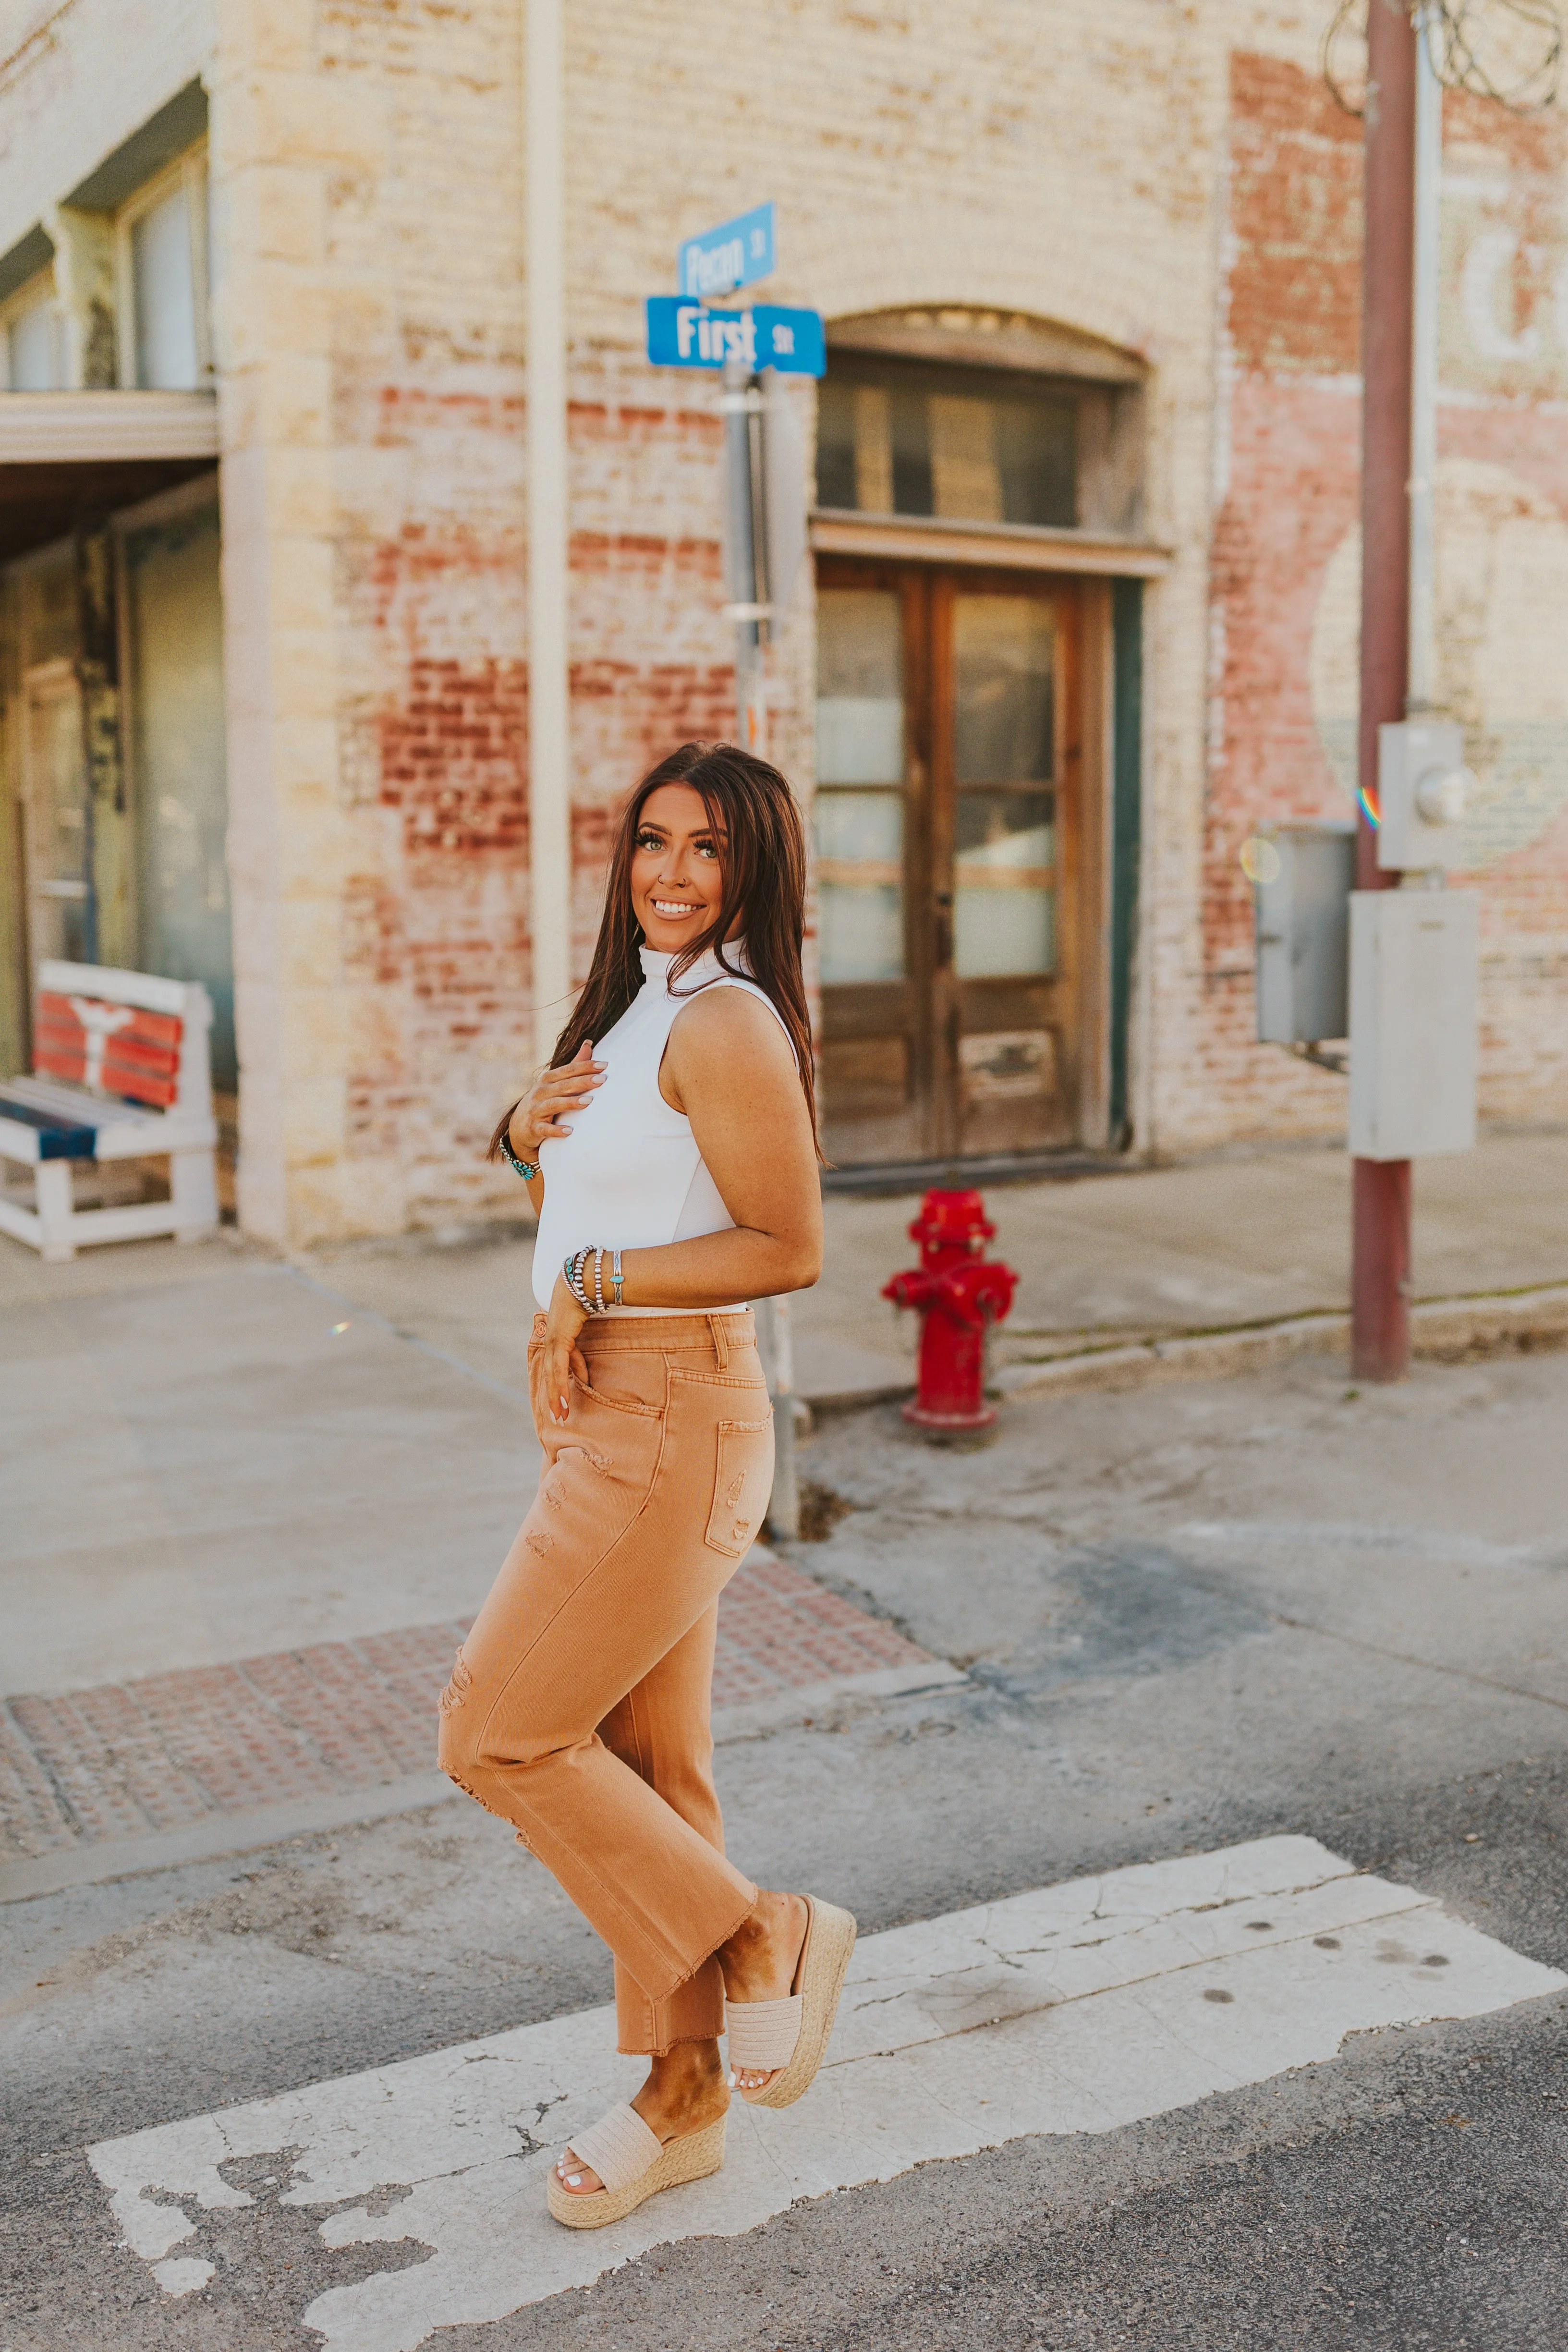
left=630, top=782, right=739, bottom=952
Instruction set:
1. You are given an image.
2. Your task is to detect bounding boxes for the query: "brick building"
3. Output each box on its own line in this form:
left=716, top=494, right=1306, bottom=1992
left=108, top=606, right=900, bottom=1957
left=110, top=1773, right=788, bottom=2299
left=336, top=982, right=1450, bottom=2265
left=0, top=0, right=1563, bottom=1245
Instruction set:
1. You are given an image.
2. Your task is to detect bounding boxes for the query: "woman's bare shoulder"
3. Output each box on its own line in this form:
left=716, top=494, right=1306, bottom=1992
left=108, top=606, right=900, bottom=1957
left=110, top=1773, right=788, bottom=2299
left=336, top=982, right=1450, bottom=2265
left=665, top=982, right=794, bottom=1076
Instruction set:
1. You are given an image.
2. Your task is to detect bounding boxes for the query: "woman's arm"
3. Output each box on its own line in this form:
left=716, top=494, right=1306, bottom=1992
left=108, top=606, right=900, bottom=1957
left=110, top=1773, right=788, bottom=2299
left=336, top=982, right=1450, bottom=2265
left=505, top=1040, right=603, bottom=1213
left=537, top=990, right=821, bottom=1420
left=633, top=985, right=822, bottom=1301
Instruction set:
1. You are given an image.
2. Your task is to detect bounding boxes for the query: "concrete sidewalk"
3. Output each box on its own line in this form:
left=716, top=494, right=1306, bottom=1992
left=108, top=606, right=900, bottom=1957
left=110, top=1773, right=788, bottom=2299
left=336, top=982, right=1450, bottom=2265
left=801, top=1128, right=1568, bottom=1403
left=0, top=1229, right=955, bottom=1895
left=5, top=1129, right=1565, bottom=1444
left=293, top=1128, right=1568, bottom=1407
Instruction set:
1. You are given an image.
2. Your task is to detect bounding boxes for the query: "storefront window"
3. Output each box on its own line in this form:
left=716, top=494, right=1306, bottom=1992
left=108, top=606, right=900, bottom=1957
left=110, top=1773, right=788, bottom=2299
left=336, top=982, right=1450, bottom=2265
left=119, top=148, right=211, bottom=390
left=5, top=282, right=59, bottom=390
left=131, top=183, right=200, bottom=389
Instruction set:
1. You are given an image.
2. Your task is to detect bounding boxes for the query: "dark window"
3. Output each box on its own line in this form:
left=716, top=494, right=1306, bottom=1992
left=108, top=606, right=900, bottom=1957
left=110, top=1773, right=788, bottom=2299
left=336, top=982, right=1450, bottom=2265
left=815, top=354, right=1078, bottom=529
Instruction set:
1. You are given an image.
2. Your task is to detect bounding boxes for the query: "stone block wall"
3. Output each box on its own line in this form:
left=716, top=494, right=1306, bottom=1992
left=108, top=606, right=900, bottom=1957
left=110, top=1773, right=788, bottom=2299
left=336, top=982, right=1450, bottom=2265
left=213, top=0, right=532, bottom=1240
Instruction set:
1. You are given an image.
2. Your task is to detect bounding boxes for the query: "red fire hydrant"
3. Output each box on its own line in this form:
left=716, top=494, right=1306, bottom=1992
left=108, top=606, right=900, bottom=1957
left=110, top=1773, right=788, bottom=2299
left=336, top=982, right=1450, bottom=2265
left=882, top=1189, right=1018, bottom=1434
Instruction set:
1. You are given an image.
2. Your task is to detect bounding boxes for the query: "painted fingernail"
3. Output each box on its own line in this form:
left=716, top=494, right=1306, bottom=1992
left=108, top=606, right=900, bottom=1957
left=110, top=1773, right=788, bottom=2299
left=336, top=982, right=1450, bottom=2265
left=565, top=2173, right=582, bottom=2187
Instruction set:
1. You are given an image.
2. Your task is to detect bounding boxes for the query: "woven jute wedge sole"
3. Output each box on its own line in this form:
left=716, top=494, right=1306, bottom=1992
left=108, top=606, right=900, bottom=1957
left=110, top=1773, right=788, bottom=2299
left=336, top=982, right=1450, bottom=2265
left=741, top=1895, right=858, bottom=2111
left=546, top=2113, right=727, bottom=2231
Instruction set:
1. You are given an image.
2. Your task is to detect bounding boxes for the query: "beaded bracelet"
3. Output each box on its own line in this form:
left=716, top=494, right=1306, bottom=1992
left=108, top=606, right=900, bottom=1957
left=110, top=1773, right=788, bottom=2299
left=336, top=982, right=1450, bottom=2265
left=563, top=1244, right=624, bottom=1314
left=563, top=1248, right=593, bottom=1313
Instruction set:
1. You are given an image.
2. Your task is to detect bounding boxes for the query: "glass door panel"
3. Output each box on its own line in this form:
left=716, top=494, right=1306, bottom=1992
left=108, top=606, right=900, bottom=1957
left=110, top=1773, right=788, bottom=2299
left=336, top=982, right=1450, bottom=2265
left=815, top=789, right=904, bottom=982
left=952, top=595, right=1056, bottom=981
left=814, top=579, right=930, bottom=1165
left=939, top=583, right=1073, bottom=1158
left=814, top=586, right=905, bottom=985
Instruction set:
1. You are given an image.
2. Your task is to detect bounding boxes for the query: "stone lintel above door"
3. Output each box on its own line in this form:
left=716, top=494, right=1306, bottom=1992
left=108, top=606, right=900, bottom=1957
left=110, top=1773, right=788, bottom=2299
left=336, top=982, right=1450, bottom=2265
left=811, top=509, right=1171, bottom=578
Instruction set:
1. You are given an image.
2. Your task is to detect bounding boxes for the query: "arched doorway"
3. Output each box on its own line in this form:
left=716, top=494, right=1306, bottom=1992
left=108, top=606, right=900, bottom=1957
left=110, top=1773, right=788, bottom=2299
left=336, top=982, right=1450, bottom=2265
left=809, top=308, right=1158, bottom=1170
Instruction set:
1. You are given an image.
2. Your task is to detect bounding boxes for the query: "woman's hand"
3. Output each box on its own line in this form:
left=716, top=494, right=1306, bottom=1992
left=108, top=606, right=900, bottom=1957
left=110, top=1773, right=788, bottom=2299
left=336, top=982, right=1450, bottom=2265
left=541, top=1270, right=591, bottom=1425
left=508, top=1040, right=604, bottom=1163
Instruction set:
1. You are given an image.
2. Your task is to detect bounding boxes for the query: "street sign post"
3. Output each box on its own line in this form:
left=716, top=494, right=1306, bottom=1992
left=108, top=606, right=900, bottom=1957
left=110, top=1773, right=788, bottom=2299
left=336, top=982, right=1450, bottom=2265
left=644, top=216, right=819, bottom=1541
left=678, top=201, right=776, bottom=298
left=644, top=297, right=825, bottom=376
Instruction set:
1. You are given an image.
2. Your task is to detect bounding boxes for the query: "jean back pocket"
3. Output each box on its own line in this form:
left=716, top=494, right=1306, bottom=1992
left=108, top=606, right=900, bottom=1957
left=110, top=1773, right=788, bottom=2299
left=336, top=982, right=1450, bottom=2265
left=704, top=1413, right=774, bottom=1556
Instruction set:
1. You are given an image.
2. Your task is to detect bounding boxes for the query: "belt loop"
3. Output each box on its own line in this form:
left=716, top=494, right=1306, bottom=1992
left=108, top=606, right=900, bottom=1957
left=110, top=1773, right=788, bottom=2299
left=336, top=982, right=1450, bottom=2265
left=708, top=1313, right=729, bottom=1372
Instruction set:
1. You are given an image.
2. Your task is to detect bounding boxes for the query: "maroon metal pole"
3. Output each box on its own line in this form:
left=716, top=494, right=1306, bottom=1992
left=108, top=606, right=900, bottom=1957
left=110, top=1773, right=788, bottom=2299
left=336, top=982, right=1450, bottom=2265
left=1352, top=0, right=1416, bottom=1382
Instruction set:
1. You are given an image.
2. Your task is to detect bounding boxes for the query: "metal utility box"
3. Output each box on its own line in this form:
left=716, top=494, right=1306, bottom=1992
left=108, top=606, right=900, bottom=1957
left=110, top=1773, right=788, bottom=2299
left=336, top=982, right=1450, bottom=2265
left=1349, top=889, right=1479, bottom=1159
left=1253, top=822, right=1356, bottom=1044
left=1376, top=720, right=1472, bottom=873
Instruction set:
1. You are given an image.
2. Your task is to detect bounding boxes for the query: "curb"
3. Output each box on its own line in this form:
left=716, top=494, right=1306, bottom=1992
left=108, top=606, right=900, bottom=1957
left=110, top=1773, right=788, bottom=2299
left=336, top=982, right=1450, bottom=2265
left=993, top=1283, right=1568, bottom=1401
left=0, top=1661, right=967, bottom=1906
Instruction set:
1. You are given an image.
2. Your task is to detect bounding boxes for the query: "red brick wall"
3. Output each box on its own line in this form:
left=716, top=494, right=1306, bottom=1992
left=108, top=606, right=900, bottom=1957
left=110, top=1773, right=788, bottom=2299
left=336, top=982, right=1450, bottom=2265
left=335, top=356, right=738, bottom=1221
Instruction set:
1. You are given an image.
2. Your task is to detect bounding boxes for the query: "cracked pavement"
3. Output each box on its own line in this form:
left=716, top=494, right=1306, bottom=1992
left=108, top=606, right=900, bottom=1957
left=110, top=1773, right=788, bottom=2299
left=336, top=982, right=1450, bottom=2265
left=5, top=1340, right=1568, bottom=2347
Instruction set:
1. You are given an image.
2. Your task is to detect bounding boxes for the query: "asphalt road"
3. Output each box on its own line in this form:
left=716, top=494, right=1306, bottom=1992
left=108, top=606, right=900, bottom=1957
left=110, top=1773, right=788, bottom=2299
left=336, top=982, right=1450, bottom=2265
left=5, top=1342, right=1568, bottom=2350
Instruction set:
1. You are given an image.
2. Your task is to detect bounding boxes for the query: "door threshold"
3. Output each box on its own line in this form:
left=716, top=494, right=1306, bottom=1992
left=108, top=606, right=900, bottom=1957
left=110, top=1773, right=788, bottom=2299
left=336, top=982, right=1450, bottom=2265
left=821, top=1145, right=1143, bottom=1198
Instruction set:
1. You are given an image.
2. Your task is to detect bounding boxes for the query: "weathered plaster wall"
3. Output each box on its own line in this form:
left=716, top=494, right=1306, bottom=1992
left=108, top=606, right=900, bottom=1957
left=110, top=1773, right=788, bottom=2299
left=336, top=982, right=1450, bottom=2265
left=154, top=0, right=1568, bottom=1239
left=1207, top=48, right=1568, bottom=1146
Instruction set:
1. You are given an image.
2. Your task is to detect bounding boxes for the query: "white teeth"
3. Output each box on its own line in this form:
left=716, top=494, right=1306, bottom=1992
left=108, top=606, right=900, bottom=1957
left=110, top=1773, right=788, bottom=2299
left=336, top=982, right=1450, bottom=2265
left=653, top=901, right=697, bottom=915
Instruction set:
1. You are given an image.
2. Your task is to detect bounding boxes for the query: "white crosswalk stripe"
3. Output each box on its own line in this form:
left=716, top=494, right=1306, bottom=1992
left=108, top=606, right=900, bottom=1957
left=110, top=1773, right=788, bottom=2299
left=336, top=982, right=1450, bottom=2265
left=89, top=1836, right=1565, bottom=2352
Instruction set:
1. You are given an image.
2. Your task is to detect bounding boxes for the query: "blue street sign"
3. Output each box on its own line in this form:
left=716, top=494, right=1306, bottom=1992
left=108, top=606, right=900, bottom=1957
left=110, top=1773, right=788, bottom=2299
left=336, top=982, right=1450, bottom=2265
left=645, top=297, right=826, bottom=377
left=678, top=201, right=775, bottom=299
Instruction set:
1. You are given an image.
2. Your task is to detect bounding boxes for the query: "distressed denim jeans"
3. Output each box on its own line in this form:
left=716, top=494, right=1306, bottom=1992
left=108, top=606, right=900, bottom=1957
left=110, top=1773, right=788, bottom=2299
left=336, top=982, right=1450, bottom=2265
left=438, top=1310, right=774, bottom=2053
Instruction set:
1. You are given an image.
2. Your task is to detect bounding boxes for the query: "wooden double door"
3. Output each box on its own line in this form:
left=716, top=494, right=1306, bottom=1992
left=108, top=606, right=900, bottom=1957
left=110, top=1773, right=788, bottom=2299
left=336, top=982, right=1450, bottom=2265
left=814, top=560, right=1089, bottom=1168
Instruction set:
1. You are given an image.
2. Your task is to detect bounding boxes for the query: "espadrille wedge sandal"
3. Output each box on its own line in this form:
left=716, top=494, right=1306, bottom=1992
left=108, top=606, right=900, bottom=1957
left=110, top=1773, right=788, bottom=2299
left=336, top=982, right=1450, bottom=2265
left=546, top=2103, right=726, bottom=2230
left=726, top=1894, right=857, bottom=2109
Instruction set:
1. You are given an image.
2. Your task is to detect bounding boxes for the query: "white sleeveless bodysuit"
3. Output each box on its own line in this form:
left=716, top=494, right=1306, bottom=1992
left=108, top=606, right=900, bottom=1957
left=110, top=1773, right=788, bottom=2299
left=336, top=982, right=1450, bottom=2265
left=531, top=943, right=793, bottom=1313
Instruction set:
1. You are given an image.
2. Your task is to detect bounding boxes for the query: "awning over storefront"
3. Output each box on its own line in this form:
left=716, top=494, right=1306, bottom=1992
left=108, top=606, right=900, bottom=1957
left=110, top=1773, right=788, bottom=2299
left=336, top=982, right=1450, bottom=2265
left=0, top=391, right=219, bottom=559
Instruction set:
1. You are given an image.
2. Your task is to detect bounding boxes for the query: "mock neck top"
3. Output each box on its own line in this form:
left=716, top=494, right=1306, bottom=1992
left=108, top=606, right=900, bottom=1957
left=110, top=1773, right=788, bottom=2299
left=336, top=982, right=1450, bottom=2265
left=531, top=943, right=792, bottom=1313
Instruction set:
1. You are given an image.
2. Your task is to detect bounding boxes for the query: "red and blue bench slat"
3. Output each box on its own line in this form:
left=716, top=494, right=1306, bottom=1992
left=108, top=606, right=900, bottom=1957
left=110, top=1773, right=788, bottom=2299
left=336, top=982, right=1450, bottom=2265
left=34, top=992, right=183, bottom=1109
left=0, top=1098, right=99, bottom=1160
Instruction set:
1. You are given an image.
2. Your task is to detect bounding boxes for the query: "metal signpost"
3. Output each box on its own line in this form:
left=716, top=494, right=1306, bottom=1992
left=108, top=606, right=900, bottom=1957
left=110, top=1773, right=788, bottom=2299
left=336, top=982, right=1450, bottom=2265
left=644, top=211, right=825, bottom=1538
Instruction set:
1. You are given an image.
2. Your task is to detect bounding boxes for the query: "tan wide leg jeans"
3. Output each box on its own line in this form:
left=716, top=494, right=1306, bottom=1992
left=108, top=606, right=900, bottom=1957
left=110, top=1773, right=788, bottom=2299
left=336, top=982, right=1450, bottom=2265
left=438, top=1310, right=774, bottom=2054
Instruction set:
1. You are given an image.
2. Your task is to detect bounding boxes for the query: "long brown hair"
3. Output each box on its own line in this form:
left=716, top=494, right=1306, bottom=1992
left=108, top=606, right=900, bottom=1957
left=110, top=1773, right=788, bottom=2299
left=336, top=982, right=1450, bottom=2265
left=489, top=740, right=819, bottom=1157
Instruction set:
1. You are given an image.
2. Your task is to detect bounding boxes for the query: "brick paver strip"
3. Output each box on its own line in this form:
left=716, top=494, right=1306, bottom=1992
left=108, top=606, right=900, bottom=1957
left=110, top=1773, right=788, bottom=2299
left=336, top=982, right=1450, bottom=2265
left=0, top=1554, right=932, bottom=1863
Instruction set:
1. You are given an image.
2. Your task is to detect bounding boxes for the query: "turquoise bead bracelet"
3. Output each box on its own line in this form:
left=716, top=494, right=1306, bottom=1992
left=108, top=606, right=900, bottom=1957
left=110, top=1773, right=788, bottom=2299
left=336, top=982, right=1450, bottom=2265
left=499, top=1130, right=541, bottom=1182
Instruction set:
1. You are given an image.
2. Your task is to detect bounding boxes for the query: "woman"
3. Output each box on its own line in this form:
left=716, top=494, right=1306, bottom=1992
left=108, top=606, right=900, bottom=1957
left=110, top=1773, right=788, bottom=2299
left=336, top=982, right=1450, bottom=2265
left=439, top=740, right=855, bottom=2231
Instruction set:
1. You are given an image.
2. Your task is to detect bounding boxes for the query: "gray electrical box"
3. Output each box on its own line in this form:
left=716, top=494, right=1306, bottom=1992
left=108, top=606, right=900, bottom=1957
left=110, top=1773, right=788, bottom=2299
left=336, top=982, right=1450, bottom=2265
left=1253, top=821, right=1356, bottom=1044
left=1348, top=889, right=1479, bottom=1159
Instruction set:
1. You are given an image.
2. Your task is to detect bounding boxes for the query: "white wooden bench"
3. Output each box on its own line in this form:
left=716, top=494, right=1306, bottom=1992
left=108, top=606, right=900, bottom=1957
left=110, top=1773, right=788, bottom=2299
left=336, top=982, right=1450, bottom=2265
left=0, top=960, right=220, bottom=1263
